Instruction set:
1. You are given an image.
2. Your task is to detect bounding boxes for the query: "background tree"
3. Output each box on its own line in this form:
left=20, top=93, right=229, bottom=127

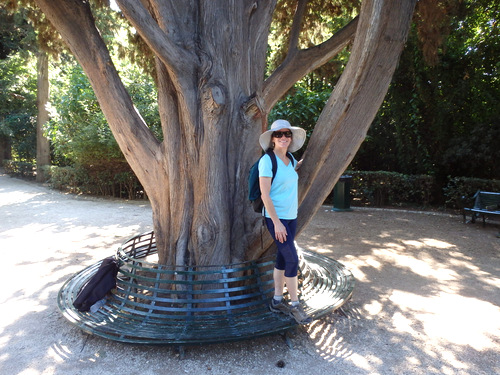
left=35, top=49, right=50, bottom=181
left=46, top=56, right=160, bottom=198
left=1, top=0, right=124, bottom=177
left=13, top=0, right=416, bottom=267
left=352, top=0, right=499, bottom=186
left=0, top=2, right=56, bottom=177
left=0, top=7, right=37, bottom=164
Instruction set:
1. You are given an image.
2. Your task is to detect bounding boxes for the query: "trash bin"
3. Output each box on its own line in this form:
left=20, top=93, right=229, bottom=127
left=332, top=175, right=352, bottom=211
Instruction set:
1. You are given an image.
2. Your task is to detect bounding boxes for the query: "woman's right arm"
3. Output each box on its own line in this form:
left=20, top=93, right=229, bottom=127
left=259, top=176, right=287, bottom=243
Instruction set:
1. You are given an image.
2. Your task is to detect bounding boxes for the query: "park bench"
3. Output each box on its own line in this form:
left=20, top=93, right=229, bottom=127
left=463, top=191, right=500, bottom=226
left=58, top=231, right=354, bottom=346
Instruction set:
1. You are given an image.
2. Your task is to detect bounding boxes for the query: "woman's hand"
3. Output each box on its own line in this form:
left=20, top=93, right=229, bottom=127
left=273, top=220, right=287, bottom=243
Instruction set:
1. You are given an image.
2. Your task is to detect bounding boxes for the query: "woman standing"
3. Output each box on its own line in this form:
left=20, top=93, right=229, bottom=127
left=258, top=119, right=312, bottom=325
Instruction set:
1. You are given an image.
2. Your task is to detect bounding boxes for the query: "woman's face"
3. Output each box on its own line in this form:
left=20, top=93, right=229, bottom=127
left=272, top=129, right=292, bottom=151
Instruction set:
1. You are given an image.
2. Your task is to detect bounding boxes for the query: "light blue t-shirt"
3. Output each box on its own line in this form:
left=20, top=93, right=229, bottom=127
left=258, top=153, right=298, bottom=220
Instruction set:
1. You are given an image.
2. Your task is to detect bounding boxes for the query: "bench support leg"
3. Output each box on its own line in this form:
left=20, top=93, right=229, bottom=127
left=176, top=345, right=186, bottom=360
left=280, top=328, right=298, bottom=349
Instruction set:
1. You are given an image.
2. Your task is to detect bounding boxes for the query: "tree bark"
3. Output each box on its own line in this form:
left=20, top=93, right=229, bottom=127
left=36, top=50, right=51, bottom=182
left=32, top=0, right=416, bottom=267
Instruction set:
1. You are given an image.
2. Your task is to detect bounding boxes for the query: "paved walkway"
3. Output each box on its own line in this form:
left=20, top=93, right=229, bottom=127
left=1, top=174, right=499, bottom=375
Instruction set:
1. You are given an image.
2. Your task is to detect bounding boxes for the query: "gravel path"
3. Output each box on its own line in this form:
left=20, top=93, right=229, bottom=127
left=1, top=173, right=499, bottom=375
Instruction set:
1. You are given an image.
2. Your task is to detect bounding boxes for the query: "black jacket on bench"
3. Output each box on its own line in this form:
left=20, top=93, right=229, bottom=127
left=73, top=256, right=119, bottom=312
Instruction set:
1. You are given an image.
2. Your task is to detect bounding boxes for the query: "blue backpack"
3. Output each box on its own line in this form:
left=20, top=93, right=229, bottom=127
left=248, top=150, right=294, bottom=213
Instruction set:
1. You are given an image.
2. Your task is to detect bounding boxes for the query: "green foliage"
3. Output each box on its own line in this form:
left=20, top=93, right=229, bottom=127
left=269, top=85, right=330, bottom=159
left=116, top=60, right=161, bottom=139
left=352, top=0, right=500, bottom=183
left=2, top=159, right=35, bottom=178
left=48, top=62, right=119, bottom=166
left=0, top=3, right=159, bottom=199
left=0, top=1, right=158, bottom=200
left=329, top=172, right=500, bottom=209
left=43, top=165, right=80, bottom=190
left=0, top=7, right=36, bottom=58
left=38, top=50, right=158, bottom=198
left=268, top=0, right=358, bottom=76
left=48, top=45, right=161, bottom=166
left=443, top=176, right=500, bottom=209
left=41, top=57, right=156, bottom=199
left=44, top=164, right=144, bottom=199
left=331, top=171, right=436, bottom=207
left=0, top=51, right=37, bottom=162
left=0, top=113, right=36, bottom=160
left=47, top=55, right=160, bottom=169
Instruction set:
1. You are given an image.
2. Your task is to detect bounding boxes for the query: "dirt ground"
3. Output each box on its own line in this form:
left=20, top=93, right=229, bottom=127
left=1, top=172, right=499, bottom=375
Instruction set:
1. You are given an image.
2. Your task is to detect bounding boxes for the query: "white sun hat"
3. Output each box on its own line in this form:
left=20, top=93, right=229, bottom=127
left=259, top=119, right=306, bottom=153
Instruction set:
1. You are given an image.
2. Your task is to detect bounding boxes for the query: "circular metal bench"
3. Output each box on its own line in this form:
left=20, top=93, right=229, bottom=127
left=58, top=231, right=354, bottom=345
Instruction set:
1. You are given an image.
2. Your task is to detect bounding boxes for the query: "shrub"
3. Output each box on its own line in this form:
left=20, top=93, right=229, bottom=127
left=44, top=165, right=81, bottom=192
left=443, top=177, right=500, bottom=208
left=326, top=171, right=500, bottom=209
left=2, top=160, right=35, bottom=179
left=44, top=164, right=144, bottom=199
left=327, top=171, right=436, bottom=207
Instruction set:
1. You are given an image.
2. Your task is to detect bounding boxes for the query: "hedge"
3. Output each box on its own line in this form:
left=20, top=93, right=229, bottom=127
left=2, top=160, right=35, bottom=179
left=443, top=176, right=500, bottom=209
left=4, top=161, right=498, bottom=209
left=330, top=171, right=435, bottom=208
left=327, top=171, right=499, bottom=209
left=43, top=165, right=145, bottom=200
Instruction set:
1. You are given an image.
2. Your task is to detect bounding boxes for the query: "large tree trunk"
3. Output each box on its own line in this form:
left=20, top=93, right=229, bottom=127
left=33, top=0, right=416, bottom=267
left=36, top=50, right=51, bottom=182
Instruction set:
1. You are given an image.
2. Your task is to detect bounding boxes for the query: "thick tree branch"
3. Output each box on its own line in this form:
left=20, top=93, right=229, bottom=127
left=296, top=0, right=417, bottom=234
left=33, top=0, right=161, bottom=185
left=116, top=0, right=199, bottom=82
left=286, top=0, right=308, bottom=57
left=262, top=17, right=358, bottom=111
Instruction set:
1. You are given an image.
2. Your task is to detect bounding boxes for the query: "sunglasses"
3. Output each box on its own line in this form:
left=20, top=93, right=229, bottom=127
left=272, top=131, right=292, bottom=138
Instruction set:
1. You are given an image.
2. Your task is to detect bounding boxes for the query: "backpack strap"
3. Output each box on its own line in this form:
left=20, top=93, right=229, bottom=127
left=286, top=152, right=295, bottom=167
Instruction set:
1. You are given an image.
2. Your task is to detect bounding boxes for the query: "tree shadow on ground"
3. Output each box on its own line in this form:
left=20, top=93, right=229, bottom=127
left=298, top=208, right=500, bottom=374
left=0, top=176, right=154, bottom=375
